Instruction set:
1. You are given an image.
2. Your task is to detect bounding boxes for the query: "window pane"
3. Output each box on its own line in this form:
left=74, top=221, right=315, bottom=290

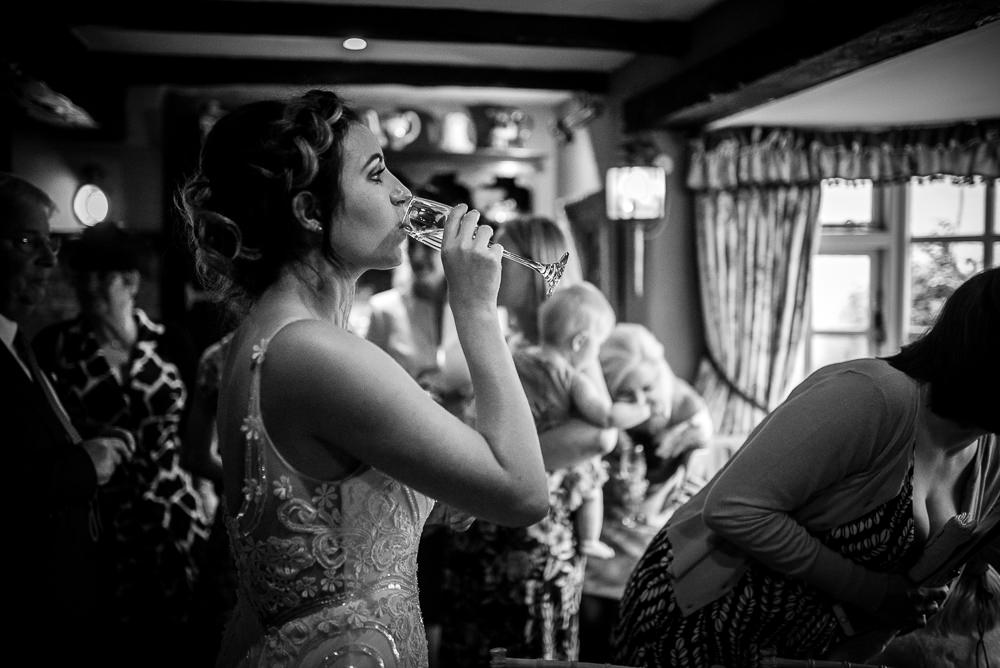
left=811, top=334, right=869, bottom=368
left=811, top=255, right=870, bottom=331
left=819, top=179, right=872, bottom=226
left=909, top=241, right=984, bottom=338
left=909, top=179, right=985, bottom=236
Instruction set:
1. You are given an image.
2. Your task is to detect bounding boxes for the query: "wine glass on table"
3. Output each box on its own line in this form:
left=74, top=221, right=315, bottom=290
left=402, top=196, right=570, bottom=297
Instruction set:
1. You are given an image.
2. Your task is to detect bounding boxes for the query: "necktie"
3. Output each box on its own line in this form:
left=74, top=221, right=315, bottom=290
left=13, top=331, right=82, bottom=444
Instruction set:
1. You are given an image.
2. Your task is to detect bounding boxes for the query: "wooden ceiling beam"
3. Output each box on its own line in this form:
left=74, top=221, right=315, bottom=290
left=63, top=1, right=687, bottom=55
left=48, top=52, right=611, bottom=93
left=624, top=0, right=998, bottom=130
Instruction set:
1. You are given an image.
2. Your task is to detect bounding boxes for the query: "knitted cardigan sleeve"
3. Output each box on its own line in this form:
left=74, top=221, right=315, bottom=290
left=702, top=366, right=910, bottom=611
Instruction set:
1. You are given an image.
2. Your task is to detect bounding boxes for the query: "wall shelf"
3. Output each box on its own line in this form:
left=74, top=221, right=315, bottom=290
left=385, top=147, right=546, bottom=171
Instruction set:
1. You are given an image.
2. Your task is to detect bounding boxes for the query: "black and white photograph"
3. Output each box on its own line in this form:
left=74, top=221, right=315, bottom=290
left=2, top=1, right=998, bottom=667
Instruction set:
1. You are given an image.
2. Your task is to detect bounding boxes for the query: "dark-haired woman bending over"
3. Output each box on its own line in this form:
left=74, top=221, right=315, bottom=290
left=613, top=267, right=1000, bottom=668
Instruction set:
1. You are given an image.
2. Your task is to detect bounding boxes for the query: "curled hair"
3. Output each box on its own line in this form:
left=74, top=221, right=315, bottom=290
left=176, top=89, right=360, bottom=316
left=882, top=267, right=999, bottom=433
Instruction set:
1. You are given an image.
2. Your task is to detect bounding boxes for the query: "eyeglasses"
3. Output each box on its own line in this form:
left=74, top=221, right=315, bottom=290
left=0, top=232, right=62, bottom=256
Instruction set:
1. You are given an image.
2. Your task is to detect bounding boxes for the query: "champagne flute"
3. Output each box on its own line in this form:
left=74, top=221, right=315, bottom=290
left=401, top=196, right=569, bottom=297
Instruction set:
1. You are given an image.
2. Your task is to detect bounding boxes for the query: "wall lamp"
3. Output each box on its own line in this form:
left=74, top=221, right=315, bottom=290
left=605, top=166, right=667, bottom=221
left=605, top=138, right=673, bottom=298
left=73, top=167, right=109, bottom=226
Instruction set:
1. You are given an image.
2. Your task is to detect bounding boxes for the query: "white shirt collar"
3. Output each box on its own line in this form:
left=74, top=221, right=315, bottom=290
left=0, top=312, right=33, bottom=378
left=0, top=312, right=18, bottom=350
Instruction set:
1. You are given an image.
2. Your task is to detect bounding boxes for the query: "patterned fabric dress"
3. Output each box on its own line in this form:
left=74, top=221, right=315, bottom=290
left=437, top=345, right=592, bottom=667
left=217, top=332, right=435, bottom=668
left=438, top=471, right=587, bottom=667
left=514, top=345, right=609, bottom=512
left=613, top=466, right=920, bottom=668
left=33, top=309, right=210, bottom=646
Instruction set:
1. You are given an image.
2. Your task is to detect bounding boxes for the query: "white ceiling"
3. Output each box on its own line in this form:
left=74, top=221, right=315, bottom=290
left=710, top=20, right=1000, bottom=129
left=75, top=0, right=718, bottom=75
left=75, top=27, right=636, bottom=72
left=71, top=0, right=726, bottom=107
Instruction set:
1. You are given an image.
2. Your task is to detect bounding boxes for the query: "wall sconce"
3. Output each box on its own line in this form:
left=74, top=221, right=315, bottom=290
left=605, top=140, right=673, bottom=299
left=605, top=166, right=666, bottom=221
left=73, top=168, right=109, bottom=226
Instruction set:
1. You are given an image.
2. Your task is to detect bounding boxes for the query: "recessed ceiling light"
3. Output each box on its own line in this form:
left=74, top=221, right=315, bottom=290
left=342, top=37, right=367, bottom=51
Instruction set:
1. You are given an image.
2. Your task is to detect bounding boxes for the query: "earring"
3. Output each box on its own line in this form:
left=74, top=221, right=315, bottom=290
left=303, top=219, right=323, bottom=234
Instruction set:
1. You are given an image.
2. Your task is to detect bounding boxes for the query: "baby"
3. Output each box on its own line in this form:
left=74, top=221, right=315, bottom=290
left=513, top=282, right=650, bottom=559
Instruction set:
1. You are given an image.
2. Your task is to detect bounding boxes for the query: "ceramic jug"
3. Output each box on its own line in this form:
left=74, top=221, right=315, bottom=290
left=381, top=109, right=422, bottom=151
left=439, top=110, right=476, bottom=153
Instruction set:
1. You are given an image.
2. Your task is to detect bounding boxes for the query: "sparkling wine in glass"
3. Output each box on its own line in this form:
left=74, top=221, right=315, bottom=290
left=401, top=196, right=569, bottom=297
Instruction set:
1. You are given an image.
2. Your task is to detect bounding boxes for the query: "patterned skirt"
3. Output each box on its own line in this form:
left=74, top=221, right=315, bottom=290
left=612, top=470, right=919, bottom=668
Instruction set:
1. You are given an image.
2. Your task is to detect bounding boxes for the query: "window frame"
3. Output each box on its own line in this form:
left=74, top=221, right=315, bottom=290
left=804, top=248, right=884, bottom=373
left=804, top=177, right=997, bottom=379
left=813, top=182, right=898, bottom=356
left=900, top=177, right=997, bottom=342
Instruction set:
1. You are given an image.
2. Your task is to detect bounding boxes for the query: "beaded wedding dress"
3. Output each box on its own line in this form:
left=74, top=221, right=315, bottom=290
left=217, top=332, right=434, bottom=668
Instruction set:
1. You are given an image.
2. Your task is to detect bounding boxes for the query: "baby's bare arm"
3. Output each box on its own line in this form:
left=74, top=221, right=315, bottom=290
left=570, top=371, right=614, bottom=426
left=571, top=372, right=651, bottom=429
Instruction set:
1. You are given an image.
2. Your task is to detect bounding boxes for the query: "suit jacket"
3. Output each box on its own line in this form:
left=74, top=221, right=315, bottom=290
left=2, top=340, right=101, bottom=656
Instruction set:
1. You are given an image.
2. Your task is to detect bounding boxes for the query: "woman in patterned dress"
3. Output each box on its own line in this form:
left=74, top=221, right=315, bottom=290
left=612, top=267, right=1000, bottom=668
left=177, top=89, right=548, bottom=668
left=438, top=217, right=620, bottom=666
left=33, top=220, right=210, bottom=666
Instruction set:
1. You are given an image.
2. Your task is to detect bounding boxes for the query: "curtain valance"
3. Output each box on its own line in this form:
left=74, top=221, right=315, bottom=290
left=687, top=120, right=1000, bottom=191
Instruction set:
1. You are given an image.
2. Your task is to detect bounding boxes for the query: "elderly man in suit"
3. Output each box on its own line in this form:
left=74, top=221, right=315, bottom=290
left=1, top=172, right=132, bottom=662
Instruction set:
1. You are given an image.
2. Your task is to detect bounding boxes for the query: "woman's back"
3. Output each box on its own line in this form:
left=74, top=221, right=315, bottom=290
left=218, top=322, right=434, bottom=667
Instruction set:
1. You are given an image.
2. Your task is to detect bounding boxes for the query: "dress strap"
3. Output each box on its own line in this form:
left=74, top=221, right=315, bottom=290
left=246, top=317, right=310, bottom=422
left=232, top=318, right=309, bottom=534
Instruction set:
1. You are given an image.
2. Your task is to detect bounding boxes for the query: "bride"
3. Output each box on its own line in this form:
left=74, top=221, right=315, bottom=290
left=179, top=89, right=548, bottom=668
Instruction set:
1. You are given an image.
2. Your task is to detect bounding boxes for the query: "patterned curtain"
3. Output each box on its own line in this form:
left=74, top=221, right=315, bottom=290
left=688, top=121, right=1000, bottom=190
left=693, top=184, right=821, bottom=436
left=687, top=120, right=1000, bottom=436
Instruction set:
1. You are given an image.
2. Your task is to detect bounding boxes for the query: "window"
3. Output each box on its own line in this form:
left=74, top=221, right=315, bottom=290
left=907, top=179, right=993, bottom=340
left=808, top=254, right=875, bottom=370
left=801, top=177, right=997, bottom=379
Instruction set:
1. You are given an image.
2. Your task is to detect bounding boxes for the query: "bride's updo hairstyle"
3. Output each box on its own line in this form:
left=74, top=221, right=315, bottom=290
left=178, top=89, right=360, bottom=314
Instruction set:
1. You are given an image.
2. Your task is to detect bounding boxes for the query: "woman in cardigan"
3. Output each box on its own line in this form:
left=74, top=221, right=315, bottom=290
left=612, top=267, right=1000, bottom=668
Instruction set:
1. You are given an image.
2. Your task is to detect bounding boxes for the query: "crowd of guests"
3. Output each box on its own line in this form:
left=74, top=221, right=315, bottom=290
left=4, top=86, right=998, bottom=668
left=3, top=184, right=227, bottom=665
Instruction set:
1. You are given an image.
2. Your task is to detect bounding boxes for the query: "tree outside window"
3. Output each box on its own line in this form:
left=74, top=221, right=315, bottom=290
left=803, top=177, right=997, bottom=379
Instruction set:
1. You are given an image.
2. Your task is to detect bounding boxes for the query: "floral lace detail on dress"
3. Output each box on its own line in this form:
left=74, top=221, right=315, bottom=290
left=222, top=329, right=435, bottom=667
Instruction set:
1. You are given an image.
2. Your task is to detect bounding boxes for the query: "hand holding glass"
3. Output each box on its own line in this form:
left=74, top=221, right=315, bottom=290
left=402, top=196, right=569, bottom=297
